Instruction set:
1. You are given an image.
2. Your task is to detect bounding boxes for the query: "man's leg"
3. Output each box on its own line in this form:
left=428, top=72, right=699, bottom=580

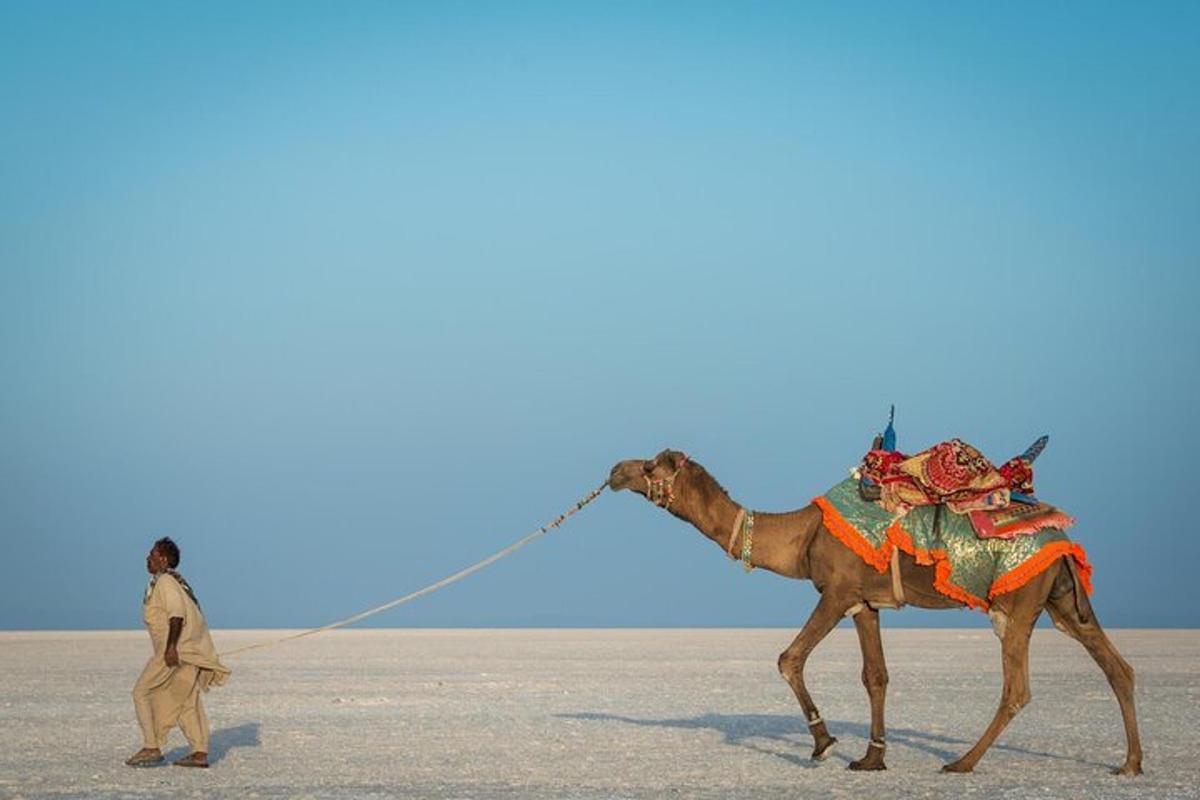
left=175, top=671, right=210, bottom=762
left=127, top=659, right=169, bottom=765
left=173, top=666, right=210, bottom=767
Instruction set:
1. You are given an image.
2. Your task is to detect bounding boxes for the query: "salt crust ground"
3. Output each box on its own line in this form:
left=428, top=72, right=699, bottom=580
left=1, top=629, right=1197, bottom=799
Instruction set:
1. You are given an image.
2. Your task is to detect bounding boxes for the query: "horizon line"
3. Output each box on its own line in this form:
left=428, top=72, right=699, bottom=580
left=2, top=625, right=1196, bottom=633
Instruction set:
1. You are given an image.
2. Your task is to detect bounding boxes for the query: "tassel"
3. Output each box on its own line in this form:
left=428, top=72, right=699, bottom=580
left=1022, top=435, right=1048, bottom=464
left=882, top=405, right=896, bottom=452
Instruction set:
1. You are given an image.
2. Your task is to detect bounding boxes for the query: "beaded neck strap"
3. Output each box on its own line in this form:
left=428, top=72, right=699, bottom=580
left=726, top=507, right=755, bottom=572
left=740, top=512, right=756, bottom=572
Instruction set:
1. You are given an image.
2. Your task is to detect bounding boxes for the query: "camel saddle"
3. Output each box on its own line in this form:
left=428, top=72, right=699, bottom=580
left=857, top=429, right=1061, bottom=540
left=815, top=477, right=1086, bottom=611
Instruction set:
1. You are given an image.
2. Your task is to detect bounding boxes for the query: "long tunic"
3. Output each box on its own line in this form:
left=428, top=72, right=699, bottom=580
left=142, top=572, right=230, bottom=690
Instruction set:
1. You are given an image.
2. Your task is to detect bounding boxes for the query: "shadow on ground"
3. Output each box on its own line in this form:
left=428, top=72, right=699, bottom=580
left=558, top=712, right=1111, bottom=771
left=165, top=722, right=260, bottom=765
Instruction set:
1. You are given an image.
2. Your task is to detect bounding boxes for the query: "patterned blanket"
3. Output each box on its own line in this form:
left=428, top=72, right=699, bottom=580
left=859, top=438, right=1037, bottom=515
left=813, top=478, right=1092, bottom=611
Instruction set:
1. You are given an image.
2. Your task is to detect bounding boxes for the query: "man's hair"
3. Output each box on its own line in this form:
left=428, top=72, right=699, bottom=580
left=155, top=537, right=181, bottom=568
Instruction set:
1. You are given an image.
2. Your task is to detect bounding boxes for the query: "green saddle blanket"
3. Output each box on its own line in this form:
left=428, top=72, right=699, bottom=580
left=814, top=478, right=1092, bottom=611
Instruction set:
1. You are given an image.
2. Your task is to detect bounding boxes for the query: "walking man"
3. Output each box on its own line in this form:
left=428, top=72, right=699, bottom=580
left=125, top=537, right=231, bottom=768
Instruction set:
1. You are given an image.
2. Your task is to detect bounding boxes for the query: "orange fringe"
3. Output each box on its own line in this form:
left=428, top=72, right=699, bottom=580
left=812, top=496, right=891, bottom=573
left=989, top=541, right=1093, bottom=599
left=935, top=559, right=990, bottom=611
left=885, top=522, right=990, bottom=611
left=1074, top=547, right=1094, bottom=594
left=814, top=496, right=1094, bottom=613
left=885, top=521, right=936, bottom=566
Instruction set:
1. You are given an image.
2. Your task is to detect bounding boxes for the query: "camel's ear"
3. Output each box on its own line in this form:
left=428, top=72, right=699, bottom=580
left=662, top=450, right=686, bottom=470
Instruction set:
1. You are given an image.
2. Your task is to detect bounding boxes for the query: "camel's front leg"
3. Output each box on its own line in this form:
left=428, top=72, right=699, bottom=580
left=943, top=608, right=1038, bottom=773
left=778, top=592, right=853, bottom=760
left=849, top=606, right=888, bottom=770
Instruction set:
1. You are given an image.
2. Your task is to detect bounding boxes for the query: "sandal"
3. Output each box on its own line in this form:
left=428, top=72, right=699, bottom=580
left=125, top=750, right=165, bottom=767
left=173, top=752, right=209, bottom=768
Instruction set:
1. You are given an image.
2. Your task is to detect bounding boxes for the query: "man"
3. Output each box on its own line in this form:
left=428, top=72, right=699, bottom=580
left=125, top=537, right=231, bottom=768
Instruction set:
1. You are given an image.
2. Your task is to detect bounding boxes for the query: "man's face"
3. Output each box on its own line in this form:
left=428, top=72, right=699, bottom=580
left=146, top=545, right=168, bottom=575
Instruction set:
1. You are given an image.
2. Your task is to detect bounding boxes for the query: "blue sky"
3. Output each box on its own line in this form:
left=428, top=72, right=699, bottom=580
left=2, top=1, right=1197, bottom=629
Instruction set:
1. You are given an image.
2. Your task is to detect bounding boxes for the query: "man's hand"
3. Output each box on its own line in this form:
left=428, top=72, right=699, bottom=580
left=165, top=616, right=184, bottom=667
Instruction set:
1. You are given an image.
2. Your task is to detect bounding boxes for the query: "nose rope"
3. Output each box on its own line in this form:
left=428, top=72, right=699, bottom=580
left=220, top=481, right=609, bottom=658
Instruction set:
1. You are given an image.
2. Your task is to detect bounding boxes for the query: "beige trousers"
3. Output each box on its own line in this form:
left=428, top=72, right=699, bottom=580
left=132, top=659, right=209, bottom=752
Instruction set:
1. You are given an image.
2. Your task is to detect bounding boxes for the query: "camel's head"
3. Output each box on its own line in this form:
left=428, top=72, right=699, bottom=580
left=608, top=449, right=690, bottom=508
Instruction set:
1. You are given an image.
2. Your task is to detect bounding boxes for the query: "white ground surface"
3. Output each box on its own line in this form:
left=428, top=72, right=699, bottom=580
left=1, top=628, right=1196, bottom=799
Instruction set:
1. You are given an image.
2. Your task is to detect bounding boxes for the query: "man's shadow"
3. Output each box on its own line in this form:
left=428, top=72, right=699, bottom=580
left=557, top=712, right=1111, bottom=770
left=164, top=722, right=260, bottom=765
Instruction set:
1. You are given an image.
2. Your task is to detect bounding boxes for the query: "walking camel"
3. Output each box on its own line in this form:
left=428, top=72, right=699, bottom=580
left=608, top=449, right=1143, bottom=775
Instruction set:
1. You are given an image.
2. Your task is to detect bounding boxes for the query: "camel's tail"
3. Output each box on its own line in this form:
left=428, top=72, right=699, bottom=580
left=1051, top=555, right=1093, bottom=625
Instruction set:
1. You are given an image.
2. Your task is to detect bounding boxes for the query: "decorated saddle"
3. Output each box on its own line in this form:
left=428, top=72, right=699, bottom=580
left=814, top=479, right=1091, bottom=611
left=816, top=409, right=1092, bottom=611
left=859, top=437, right=1031, bottom=514
left=855, top=409, right=1072, bottom=539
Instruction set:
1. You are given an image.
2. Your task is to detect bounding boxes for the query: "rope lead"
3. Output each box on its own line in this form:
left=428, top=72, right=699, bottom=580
left=221, top=481, right=608, bottom=657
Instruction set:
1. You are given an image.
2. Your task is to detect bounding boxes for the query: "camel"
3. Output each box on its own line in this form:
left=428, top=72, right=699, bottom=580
left=608, top=449, right=1143, bottom=775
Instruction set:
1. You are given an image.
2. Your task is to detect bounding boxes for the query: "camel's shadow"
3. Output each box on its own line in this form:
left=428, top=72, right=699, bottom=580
left=164, top=722, right=260, bottom=765
left=557, top=712, right=1110, bottom=771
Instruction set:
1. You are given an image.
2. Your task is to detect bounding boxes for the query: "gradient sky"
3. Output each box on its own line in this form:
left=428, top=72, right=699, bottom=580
left=2, top=2, right=1197, bottom=630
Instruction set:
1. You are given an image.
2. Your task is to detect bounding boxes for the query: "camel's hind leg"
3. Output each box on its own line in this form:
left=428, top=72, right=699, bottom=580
left=778, top=591, right=853, bottom=760
left=943, top=603, right=1040, bottom=773
left=1046, top=587, right=1143, bottom=775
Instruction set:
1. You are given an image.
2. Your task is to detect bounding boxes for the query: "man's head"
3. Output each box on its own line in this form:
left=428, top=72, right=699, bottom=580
left=146, top=537, right=180, bottom=575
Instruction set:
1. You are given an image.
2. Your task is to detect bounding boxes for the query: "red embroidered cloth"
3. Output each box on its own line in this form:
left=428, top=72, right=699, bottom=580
left=859, top=438, right=1037, bottom=515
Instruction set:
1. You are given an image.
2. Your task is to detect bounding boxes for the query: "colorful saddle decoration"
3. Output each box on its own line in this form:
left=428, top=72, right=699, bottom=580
left=814, top=409, right=1092, bottom=611
left=861, top=436, right=1037, bottom=515
left=855, top=408, right=1073, bottom=538
left=814, top=478, right=1091, bottom=611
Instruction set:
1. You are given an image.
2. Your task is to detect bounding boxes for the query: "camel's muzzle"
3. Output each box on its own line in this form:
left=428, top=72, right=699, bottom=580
left=608, top=460, right=645, bottom=491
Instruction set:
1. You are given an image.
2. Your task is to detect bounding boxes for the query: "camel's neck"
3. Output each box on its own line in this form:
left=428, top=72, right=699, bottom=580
left=668, top=467, right=820, bottom=580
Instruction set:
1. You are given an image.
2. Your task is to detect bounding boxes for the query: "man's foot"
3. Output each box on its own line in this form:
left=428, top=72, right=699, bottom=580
left=124, top=748, right=164, bottom=767
left=173, top=752, right=209, bottom=768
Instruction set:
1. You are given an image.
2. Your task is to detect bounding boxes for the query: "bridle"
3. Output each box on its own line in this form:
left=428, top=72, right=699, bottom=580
left=645, top=454, right=756, bottom=571
left=645, top=455, right=689, bottom=510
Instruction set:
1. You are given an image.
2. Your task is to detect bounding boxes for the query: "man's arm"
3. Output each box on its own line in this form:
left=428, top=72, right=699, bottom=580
left=164, top=617, right=183, bottom=666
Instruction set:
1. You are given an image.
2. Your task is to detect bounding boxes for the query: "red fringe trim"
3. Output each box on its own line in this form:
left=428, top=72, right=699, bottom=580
left=989, top=511, right=1077, bottom=539
left=813, top=496, right=1095, bottom=612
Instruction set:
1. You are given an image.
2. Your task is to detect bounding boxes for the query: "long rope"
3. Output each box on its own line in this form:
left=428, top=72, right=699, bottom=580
left=221, top=482, right=608, bottom=658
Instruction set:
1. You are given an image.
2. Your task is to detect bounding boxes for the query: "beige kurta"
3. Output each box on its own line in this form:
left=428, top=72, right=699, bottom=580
left=133, top=572, right=230, bottom=751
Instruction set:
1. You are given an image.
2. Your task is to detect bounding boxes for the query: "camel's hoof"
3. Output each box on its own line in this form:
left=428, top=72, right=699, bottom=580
left=848, top=758, right=886, bottom=771
left=1112, top=762, right=1143, bottom=777
left=941, top=760, right=973, bottom=774
left=812, top=737, right=838, bottom=761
